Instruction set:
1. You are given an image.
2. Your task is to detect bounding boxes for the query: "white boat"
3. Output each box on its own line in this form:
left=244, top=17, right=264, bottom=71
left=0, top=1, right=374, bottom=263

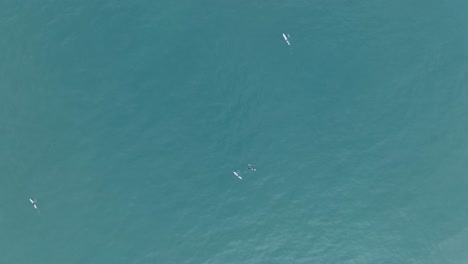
left=282, top=33, right=291, bottom=46
left=233, top=171, right=242, bottom=180
left=29, top=198, right=38, bottom=209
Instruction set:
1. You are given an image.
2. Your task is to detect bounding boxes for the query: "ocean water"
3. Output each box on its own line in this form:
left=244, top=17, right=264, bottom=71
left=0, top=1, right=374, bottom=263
left=1, top=1, right=468, bottom=263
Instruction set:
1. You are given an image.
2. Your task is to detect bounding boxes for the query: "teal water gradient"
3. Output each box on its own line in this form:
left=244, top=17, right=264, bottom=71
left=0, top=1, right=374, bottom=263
left=1, top=1, right=468, bottom=263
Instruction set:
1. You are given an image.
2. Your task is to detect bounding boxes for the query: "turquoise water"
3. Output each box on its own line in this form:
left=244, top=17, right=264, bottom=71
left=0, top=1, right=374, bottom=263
left=1, top=1, right=468, bottom=263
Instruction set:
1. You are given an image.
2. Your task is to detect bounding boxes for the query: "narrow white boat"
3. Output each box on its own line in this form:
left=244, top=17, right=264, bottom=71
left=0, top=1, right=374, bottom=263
left=233, top=171, right=242, bottom=180
left=282, top=33, right=291, bottom=46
